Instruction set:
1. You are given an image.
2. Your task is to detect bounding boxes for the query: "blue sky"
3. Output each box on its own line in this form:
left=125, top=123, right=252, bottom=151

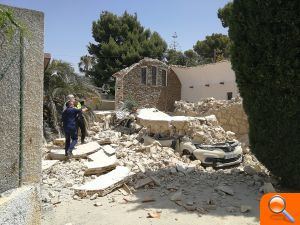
left=0, top=0, right=230, bottom=71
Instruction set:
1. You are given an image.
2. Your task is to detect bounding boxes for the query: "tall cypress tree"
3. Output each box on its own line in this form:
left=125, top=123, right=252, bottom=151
left=226, top=0, right=300, bottom=187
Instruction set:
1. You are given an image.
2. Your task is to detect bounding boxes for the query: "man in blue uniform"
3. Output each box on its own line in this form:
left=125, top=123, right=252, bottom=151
left=62, top=101, right=87, bottom=157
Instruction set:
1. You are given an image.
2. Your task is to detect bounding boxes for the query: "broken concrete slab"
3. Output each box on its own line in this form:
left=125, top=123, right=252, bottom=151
left=74, top=166, right=131, bottom=197
left=102, top=145, right=116, bottom=155
left=42, top=160, right=59, bottom=171
left=84, top=151, right=118, bottom=175
left=49, top=142, right=101, bottom=160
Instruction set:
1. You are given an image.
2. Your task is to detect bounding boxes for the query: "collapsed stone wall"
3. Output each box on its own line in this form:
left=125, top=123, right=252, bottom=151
left=174, top=97, right=249, bottom=138
left=137, top=108, right=235, bottom=145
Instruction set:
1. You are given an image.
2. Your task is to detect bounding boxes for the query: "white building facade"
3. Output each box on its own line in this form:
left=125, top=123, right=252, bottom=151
left=171, top=61, right=239, bottom=102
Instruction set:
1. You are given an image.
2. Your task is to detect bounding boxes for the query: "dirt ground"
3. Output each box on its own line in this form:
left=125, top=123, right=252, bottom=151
left=42, top=198, right=259, bottom=225
left=42, top=165, right=261, bottom=225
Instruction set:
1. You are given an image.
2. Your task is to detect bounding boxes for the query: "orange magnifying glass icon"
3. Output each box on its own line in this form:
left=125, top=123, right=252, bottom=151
left=269, top=195, right=295, bottom=223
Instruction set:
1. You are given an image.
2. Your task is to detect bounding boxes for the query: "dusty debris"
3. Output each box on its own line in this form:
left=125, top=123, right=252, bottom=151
left=240, top=205, right=252, bottom=213
left=90, top=193, right=98, bottom=200
left=147, top=211, right=161, bottom=219
left=42, top=160, right=59, bottom=171
left=73, top=195, right=80, bottom=200
left=93, top=202, right=103, bottom=207
left=259, top=182, right=275, bottom=193
left=98, top=138, right=112, bottom=145
left=142, top=196, right=156, bottom=203
left=136, top=162, right=146, bottom=173
left=134, top=177, right=154, bottom=189
left=215, top=185, right=234, bottom=196
left=169, top=190, right=183, bottom=201
left=51, top=195, right=61, bottom=205
left=183, top=204, right=197, bottom=211
left=226, top=206, right=237, bottom=213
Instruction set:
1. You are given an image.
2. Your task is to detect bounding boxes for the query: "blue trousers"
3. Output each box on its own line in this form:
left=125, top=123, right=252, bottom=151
left=64, top=127, right=78, bottom=154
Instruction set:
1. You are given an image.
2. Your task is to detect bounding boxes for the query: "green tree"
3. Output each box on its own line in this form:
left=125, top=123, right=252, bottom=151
left=193, top=33, right=231, bottom=63
left=88, top=11, right=167, bottom=90
left=166, top=49, right=202, bottom=66
left=78, top=55, right=95, bottom=77
left=217, top=2, right=233, bottom=28
left=184, top=49, right=202, bottom=66
left=166, top=49, right=186, bottom=66
left=44, top=60, right=100, bottom=139
left=227, top=0, right=300, bottom=187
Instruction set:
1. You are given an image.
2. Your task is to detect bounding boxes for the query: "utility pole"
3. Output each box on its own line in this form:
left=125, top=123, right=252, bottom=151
left=171, top=32, right=178, bottom=51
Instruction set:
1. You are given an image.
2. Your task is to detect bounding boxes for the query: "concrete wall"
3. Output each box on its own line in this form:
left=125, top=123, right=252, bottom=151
left=0, top=186, right=41, bottom=225
left=0, top=4, right=44, bottom=225
left=172, top=61, right=239, bottom=102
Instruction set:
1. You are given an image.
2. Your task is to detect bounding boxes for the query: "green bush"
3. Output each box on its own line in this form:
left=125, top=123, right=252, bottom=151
left=122, top=97, right=138, bottom=111
left=228, top=0, right=300, bottom=187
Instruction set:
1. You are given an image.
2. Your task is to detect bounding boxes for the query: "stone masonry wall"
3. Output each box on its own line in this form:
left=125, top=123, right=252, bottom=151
left=115, top=59, right=181, bottom=111
left=174, top=97, right=249, bottom=138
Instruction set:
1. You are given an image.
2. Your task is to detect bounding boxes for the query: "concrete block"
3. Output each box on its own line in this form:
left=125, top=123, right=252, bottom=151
left=49, top=141, right=100, bottom=160
left=84, top=150, right=118, bottom=175
left=75, top=166, right=131, bottom=197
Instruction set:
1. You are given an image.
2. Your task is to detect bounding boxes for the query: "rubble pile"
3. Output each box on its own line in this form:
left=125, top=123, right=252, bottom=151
left=174, top=97, right=242, bottom=117
left=185, top=115, right=235, bottom=144
left=42, top=159, right=88, bottom=205
left=41, top=107, right=273, bottom=218
left=137, top=108, right=235, bottom=144
left=174, top=97, right=249, bottom=138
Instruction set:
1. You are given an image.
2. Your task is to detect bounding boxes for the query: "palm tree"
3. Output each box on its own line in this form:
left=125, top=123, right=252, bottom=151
left=44, top=59, right=100, bottom=140
left=78, top=55, right=95, bottom=77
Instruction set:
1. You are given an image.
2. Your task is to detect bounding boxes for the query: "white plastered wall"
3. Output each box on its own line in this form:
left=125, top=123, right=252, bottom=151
left=172, top=61, right=239, bottom=102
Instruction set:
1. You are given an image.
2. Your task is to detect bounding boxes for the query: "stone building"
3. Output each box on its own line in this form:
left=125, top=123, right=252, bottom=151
left=113, top=58, right=181, bottom=111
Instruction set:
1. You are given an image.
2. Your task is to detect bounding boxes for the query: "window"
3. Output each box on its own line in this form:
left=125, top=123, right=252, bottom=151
left=227, top=92, right=233, bottom=100
left=151, top=66, right=157, bottom=85
left=141, top=67, right=147, bottom=85
left=162, top=70, right=167, bottom=87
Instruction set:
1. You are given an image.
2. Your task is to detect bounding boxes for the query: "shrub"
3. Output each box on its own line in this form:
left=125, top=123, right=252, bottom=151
left=228, top=0, right=300, bottom=187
